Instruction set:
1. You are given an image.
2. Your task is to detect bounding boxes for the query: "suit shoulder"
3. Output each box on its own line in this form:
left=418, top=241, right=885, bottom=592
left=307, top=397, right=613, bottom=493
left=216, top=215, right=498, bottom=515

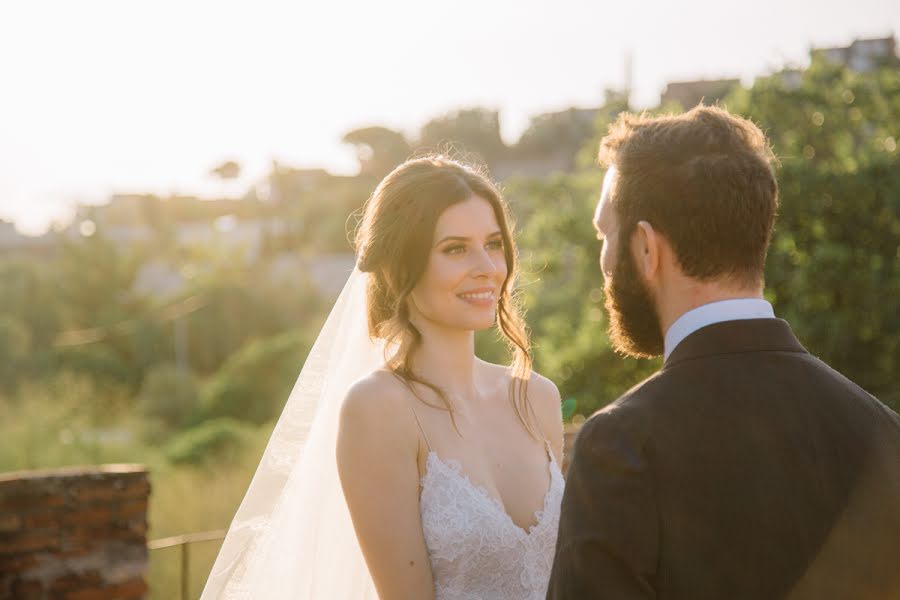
left=576, top=369, right=675, bottom=446
left=604, top=369, right=670, bottom=414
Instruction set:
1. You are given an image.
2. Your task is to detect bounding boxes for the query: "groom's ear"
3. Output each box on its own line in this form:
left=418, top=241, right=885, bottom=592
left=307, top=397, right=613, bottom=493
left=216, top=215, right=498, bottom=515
left=633, top=220, right=660, bottom=283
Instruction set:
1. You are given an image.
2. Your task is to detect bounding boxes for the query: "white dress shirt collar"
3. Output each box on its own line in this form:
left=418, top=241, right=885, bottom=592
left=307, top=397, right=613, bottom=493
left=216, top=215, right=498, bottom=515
left=664, top=298, right=776, bottom=361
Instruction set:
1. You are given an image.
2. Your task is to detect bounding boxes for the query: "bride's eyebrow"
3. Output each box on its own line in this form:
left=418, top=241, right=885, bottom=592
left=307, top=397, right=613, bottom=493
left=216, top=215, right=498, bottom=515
left=433, top=231, right=502, bottom=247
left=433, top=235, right=469, bottom=247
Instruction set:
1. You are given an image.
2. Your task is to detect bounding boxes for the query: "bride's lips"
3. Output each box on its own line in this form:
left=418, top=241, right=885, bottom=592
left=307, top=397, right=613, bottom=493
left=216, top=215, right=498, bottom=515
left=456, top=287, right=497, bottom=308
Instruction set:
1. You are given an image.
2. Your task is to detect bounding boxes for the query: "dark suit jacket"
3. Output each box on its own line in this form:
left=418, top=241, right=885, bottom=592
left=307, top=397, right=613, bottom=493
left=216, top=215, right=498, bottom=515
left=547, top=319, right=900, bottom=600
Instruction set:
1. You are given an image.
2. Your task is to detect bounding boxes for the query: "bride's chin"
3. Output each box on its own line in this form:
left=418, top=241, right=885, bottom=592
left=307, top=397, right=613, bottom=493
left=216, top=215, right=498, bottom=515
left=443, top=318, right=496, bottom=333
left=472, top=318, right=499, bottom=332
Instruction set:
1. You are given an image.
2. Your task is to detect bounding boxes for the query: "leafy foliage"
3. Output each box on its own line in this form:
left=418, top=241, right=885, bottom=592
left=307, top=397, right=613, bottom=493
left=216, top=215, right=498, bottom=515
left=163, top=418, right=256, bottom=466
left=419, top=108, right=507, bottom=164
left=508, top=172, right=659, bottom=417
left=197, top=330, right=313, bottom=425
left=342, top=126, right=413, bottom=178
left=503, top=59, right=900, bottom=416
left=138, top=363, right=201, bottom=430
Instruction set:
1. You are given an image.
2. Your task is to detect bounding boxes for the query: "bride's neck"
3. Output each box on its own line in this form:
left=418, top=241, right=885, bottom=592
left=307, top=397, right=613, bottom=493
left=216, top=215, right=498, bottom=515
left=408, top=321, right=478, bottom=400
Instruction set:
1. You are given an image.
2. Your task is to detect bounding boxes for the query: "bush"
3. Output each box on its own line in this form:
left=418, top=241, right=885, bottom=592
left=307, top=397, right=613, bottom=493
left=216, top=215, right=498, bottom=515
left=198, top=330, right=312, bottom=424
left=137, top=363, right=200, bottom=429
left=163, top=418, right=255, bottom=466
left=0, top=373, right=148, bottom=472
left=0, top=317, right=31, bottom=391
left=766, top=160, right=900, bottom=404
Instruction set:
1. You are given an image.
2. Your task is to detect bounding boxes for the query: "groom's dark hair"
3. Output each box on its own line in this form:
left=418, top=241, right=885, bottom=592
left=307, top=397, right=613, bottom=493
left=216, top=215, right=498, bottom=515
left=598, top=105, right=778, bottom=287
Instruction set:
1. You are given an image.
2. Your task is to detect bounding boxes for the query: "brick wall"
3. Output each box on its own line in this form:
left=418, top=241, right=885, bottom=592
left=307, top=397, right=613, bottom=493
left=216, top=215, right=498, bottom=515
left=0, top=465, right=149, bottom=600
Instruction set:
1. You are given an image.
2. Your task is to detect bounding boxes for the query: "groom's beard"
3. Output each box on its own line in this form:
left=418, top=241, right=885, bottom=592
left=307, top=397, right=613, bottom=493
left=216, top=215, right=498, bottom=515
left=603, top=248, right=664, bottom=358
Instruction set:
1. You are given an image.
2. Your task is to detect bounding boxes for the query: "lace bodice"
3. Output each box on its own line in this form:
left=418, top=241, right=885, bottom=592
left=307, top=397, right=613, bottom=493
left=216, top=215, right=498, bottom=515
left=419, top=447, right=565, bottom=600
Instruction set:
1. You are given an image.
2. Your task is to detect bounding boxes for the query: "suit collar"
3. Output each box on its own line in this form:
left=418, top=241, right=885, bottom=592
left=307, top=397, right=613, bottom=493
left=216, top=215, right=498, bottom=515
left=663, top=318, right=807, bottom=368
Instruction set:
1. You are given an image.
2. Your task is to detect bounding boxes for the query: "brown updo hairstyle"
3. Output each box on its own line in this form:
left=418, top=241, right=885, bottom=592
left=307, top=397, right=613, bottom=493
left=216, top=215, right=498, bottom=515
left=354, top=155, right=536, bottom=436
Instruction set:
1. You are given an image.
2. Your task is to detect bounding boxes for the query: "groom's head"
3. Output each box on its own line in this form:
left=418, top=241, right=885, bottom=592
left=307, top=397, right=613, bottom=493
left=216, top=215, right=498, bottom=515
left=594, top=106, right=778, bottom=358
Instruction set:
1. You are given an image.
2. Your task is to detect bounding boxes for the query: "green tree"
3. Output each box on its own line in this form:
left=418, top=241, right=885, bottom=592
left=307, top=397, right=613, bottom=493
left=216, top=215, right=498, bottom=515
left=418, top=108, right=507, bottom=165
left=726, top=58, right=900, bottom=174
left=0, top=317, right=31, bottom=391
left=163, top=418, right=255, bottom=466
left=0, top=260, right=60, bottom=348
left=49, top=233, right=167, bottom=390
left=765, top=162, right=899, bottom=407
left=508, top=172, right=658, bottom=418
left=342, top=126, right=412, bottom=178
left=501, top=60, right=900, bottom=418
left=198, top=329, right=313, bottom=424
left=138, top=363, right=200, bottom=429
left=726, top=59, right=900, bottom=406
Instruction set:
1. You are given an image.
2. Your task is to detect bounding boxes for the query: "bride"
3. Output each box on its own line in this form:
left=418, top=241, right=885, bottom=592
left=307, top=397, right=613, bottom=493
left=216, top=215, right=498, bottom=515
left=200, top=156, right=564, bottom=600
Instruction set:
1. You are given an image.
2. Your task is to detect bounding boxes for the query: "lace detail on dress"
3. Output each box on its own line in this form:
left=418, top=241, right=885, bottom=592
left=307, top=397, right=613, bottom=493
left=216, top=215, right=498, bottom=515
left=419, top=448, right=564, bottom=600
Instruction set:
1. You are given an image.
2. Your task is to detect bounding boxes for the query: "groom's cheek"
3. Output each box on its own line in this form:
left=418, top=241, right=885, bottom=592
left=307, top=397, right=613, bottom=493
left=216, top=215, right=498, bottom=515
left=598, top=241, right=606, bottom=271
left=600, top=239, right=616, bottom=280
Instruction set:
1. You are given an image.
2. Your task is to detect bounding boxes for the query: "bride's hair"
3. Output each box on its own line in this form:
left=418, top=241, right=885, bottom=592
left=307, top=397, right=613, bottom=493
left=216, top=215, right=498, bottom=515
left=354, top=155, right=535, bottom=435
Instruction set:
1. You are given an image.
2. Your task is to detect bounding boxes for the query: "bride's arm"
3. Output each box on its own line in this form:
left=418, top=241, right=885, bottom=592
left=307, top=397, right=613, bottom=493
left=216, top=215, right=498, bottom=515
left=337, top=374, right=436, bottom=600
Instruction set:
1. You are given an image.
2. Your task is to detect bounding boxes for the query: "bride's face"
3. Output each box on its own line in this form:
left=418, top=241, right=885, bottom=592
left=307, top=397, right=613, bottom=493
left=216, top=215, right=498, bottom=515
left=409, top=196, right=508, bottom=332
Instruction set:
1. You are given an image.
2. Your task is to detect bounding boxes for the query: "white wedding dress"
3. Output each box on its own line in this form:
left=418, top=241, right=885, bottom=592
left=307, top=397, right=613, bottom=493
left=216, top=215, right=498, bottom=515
left=200, top=268, right=564, bottom=599
left=413, top=399, right=565, bottom=600
left=420, top=442, right=564, bottom=599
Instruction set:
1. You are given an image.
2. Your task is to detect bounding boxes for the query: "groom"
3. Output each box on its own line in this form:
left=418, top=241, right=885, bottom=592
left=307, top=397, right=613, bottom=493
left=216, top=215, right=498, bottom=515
left=547, top=106, right=900, bottom=599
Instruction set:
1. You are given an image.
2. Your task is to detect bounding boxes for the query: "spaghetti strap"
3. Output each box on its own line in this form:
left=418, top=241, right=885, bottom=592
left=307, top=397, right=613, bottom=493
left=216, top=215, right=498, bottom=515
left=409, top=403, right=433, bottom=452
left=528, top=402, right=555, bottom=462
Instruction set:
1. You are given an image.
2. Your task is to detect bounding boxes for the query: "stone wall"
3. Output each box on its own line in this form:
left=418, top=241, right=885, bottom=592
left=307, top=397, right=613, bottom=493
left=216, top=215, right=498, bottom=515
left=0, top=465, right=149, bottom=600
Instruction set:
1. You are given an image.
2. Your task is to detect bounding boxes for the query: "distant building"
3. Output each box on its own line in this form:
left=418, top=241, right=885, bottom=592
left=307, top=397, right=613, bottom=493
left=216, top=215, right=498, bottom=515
left=267, top=252, right=356, bottom=299
left=660, top=79, right=741, bottom=109
left=0, top=219, right=22, bottom=249
left=132, top=260, right=191, bottom=299
left=491, top=154, right=575, bottom=181
left=494, top=106, right=601, bottom=179
left=812, top=35, right=898, bottom=73
left=132, top=252, right=356, bottom=301
left=0, top=219, right=57, bottom=257
left=94, top=194, right=149, bottom=225
left=774, top=68, right=805, bottom=91
left=192, top=217, right=291, bottom=263
left=266, top=165, right=335, bottom=205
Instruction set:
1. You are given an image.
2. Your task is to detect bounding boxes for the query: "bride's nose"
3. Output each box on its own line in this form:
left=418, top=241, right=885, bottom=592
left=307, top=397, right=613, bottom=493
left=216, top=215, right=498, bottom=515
left=470, top=247, right=499, bottom=277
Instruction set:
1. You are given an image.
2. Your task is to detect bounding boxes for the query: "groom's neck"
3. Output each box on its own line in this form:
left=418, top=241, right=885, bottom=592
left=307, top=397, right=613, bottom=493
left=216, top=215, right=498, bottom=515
left=656, top=275, right=765, bottom=338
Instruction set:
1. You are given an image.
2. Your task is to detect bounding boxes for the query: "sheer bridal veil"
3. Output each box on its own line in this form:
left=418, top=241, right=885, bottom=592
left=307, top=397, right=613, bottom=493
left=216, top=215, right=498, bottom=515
left=200, top=267, right=380, bottom=599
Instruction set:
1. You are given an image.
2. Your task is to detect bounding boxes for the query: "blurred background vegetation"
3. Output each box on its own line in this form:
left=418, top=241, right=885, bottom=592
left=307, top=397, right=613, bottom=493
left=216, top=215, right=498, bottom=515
left=0, top=54, right=897, bottom=597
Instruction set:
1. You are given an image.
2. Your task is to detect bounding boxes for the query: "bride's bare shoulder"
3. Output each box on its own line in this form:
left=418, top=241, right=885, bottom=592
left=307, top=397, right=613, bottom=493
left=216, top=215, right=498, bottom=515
left=479, top=360, right=563, bottom=443
left=339, top=369, right=416, bottom=438
left=526, top=370, right=562, bottom=409
left=526, top=371, right=563, bottom=432
left=478, top=360, right=560, bottom=405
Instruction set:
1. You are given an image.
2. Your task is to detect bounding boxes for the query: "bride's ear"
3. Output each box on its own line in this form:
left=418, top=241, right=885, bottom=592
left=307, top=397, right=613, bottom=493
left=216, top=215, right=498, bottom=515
left=633, top=220, right=660, bottom=283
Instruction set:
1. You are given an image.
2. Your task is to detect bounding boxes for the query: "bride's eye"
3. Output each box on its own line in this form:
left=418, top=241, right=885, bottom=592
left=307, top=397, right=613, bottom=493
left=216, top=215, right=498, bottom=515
left=486, top=239, right=504, bottom=251
left=443, top=244, right=466, bottom=256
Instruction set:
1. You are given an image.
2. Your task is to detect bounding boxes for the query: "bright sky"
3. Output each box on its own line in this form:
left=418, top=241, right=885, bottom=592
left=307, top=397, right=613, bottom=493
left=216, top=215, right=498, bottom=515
left=1, top=0, right=897, bottom=234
